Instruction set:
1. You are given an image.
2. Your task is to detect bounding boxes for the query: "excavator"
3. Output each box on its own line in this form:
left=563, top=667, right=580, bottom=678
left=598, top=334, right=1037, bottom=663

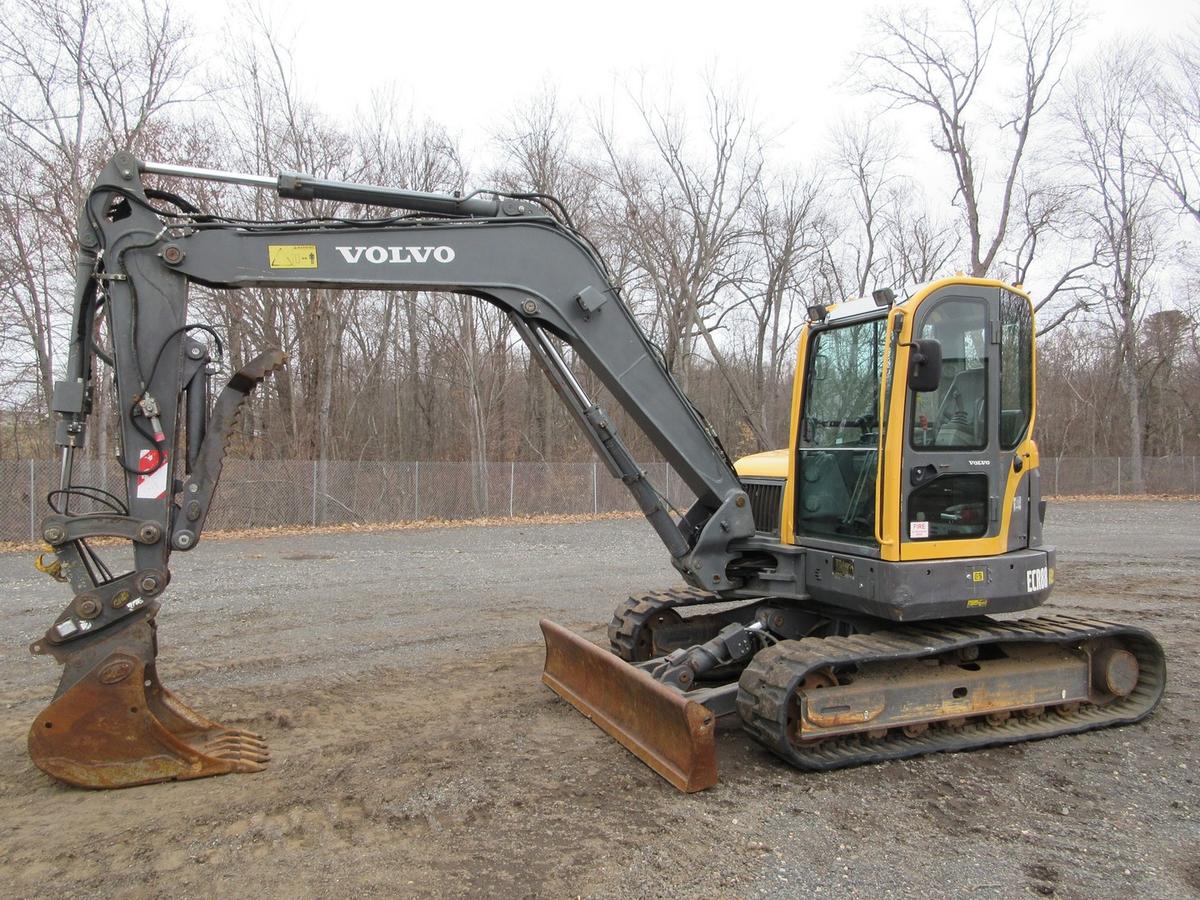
left=28, top=152, right=1164, bottom=791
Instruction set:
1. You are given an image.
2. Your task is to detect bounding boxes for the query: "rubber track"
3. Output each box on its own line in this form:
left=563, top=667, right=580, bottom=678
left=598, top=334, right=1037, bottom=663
left=607, top=587, right=719, bottom=661
left=736, top=614, right=1166, bottom=770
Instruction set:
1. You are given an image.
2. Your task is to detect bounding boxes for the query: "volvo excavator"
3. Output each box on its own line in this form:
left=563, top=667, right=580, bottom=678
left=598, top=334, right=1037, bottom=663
left=28, top=152, right=1164, bottom=791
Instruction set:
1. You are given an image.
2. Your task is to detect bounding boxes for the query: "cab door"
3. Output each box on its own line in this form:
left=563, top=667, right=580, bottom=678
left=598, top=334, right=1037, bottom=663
left=899, top=285, right=1005, bottom=560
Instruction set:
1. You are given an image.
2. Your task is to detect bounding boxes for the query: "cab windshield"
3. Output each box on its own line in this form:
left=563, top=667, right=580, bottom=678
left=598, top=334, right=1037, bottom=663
left=796, top=317, right=887, bottom=543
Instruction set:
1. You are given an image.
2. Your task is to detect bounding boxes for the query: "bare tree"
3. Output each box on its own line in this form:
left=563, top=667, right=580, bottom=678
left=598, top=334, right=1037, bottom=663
left=5, top=2, right=1198, bottom=476
left=830, top=117, right=905, bottom=296
left=858, top=0, right=1080, bottom=277
left=0, top=0, right=191, bottom=445
left=430, top=296, right=516, bottom=512
left=880, top=186, right=962, bottom=292
left=1140, top=310, right=1197, bottom=456
left=491, top=88, right=604, bottom=460
left=1146, top=19, right=1200, bottom=225
left=1004, top=175, right=1097, bottom=334
left=492, top=85, right=600, bottom=230
left=735, top=171, right=825, bottom=444
left=1063, top=43, right=1162, bottom=492
left=204, top=15, right=354, bottom=485
left=354, top=89, right=466, bottom=460
left=593, top=78, right=769, bottom=447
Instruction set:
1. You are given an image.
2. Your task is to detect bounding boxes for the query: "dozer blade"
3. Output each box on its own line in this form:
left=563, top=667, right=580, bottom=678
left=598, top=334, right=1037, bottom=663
left=28, top=609, right=268, bottom=789
left=539, top=619, right=717, bottom=792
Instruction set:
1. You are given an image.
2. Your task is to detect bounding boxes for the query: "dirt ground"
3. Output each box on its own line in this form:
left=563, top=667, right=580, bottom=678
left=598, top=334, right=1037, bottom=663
left=1, top=500, right=1197, bottom=899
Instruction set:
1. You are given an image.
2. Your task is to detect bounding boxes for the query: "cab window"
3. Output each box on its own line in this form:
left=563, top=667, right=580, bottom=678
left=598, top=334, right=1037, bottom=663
left=910, top=299, right=988, bottom=451
left=999, top=292, right=1033, bottom=450
left=796, top=318, right=885, bottom=543
left=907, top=473, right=989, bottom=540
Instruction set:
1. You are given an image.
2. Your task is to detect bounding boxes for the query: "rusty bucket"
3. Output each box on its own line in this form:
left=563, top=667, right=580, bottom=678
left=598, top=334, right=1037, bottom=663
left=539, top=619, right=717, bottom=792
left=28, top=612, right=269, bottom=789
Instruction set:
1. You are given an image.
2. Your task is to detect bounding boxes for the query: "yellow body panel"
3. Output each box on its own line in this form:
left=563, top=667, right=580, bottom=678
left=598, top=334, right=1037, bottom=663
left=732, top=449, right=789, bottom=479
left=778, top=318, right=814, bottom=544
left=781, top=276, right=1039, bottom=562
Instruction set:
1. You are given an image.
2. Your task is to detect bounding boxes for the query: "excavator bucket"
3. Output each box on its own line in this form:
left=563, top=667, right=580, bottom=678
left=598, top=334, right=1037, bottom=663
left=28, top=610, right=268, bottom=789
left=539, top=619, right=717, bottom=792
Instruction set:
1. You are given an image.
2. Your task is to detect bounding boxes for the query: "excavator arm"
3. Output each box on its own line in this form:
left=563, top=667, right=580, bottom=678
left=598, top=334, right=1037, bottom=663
left=30, top=153, right=1165, bottom=794
left=29, top=151, right=756, bottom=787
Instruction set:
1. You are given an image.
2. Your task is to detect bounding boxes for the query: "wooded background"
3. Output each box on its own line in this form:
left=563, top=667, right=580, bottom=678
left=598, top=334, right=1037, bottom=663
left=1, top=0, right=1197, bottom=498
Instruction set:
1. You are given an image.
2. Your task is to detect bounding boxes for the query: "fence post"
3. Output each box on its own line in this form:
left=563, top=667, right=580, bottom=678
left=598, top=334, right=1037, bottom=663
left=414, top=461, right=420, bottom=519
left=311, top=460, right=318, bottom=525
left=592, top=462, right=598, bottom=514
left=1117, top=457, right=1121, bottom=496
left=509, top=461, right=515, bottom=517
left=29, top=459, right=36, bottom=540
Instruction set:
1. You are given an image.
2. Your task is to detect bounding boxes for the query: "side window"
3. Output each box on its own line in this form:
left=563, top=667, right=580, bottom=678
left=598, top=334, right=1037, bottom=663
left=910, top=299, right=989, bottom=451
left=907, top=474, right=989, bottom=540
left=999, top=292, right=1033, bottom=450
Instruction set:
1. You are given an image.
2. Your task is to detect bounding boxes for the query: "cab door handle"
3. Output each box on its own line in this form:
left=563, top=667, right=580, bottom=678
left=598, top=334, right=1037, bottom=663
left=910, top=464, right=938, bottom=487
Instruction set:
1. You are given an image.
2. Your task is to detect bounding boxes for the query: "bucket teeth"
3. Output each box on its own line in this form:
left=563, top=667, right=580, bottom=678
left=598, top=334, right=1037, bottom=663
left=196, top=734, right=271, bottom=763
left=28, top=617, right=269, bottom=789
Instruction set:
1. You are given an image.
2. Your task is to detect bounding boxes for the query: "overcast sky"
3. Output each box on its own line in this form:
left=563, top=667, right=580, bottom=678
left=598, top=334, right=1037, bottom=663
left=187, top=0, right=1197, bottom=303
left=193, top=0, right=1192, bottom=162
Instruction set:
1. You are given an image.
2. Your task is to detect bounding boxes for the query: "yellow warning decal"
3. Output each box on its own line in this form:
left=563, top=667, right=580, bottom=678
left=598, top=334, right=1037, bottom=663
left=966, top=598, right=988, bottom=608
left=268, top=244, right=318, bottom=269
left=971, top=570, right=985, bottom=583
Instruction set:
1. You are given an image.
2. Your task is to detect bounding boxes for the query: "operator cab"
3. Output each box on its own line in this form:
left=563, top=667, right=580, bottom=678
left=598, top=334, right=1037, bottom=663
left=793, top=278, right=1037, bottom=564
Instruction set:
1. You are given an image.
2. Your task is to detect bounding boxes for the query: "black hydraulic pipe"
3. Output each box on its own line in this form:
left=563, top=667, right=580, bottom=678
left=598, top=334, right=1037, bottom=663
left=185, top=367, right=207, bottom=472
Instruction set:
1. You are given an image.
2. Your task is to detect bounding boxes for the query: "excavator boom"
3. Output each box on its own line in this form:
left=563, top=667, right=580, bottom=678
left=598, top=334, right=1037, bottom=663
left=30, top=153, right=756, bottom=787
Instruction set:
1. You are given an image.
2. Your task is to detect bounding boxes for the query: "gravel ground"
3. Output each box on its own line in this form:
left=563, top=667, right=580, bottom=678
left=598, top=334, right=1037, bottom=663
left=0, top=500, right=1197, bottom=898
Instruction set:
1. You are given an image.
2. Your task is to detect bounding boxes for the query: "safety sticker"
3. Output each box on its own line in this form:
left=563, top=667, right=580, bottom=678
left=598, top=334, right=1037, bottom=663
left=268, top=244, right=318, bottom=268
left=966, top=598, right=988, bottom=608
left=137, top=447, right=169, bottom=499
left=910, top=520, right=930, bottom=539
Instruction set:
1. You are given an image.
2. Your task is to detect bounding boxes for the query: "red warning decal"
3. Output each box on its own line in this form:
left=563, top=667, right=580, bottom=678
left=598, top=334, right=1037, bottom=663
left=136, top=443, right=168, bottom=499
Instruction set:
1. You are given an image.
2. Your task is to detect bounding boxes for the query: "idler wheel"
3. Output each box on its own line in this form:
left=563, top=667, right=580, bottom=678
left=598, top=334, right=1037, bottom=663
left=1093, top=648, right=1139, bottom=697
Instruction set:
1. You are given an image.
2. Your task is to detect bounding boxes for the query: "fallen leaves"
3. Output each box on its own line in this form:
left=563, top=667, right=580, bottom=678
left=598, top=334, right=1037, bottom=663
left=0, top=511, right=643, bottom=553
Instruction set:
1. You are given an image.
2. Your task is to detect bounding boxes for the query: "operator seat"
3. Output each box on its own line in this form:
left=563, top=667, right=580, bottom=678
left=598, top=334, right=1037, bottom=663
left=934, top=367, right=986, bottom=447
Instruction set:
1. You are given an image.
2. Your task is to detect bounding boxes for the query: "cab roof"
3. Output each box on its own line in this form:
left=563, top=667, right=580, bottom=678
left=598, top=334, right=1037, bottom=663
left=823, top=276, right=1031, bottom=323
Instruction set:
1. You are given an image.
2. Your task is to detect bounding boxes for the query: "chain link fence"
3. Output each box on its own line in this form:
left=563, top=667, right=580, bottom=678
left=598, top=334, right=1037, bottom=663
left=1, top=456, right=1196, bottom=542
left=1042, top=455, right=1200, bottom=497
left=0, top=458, right=699, bottom=541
